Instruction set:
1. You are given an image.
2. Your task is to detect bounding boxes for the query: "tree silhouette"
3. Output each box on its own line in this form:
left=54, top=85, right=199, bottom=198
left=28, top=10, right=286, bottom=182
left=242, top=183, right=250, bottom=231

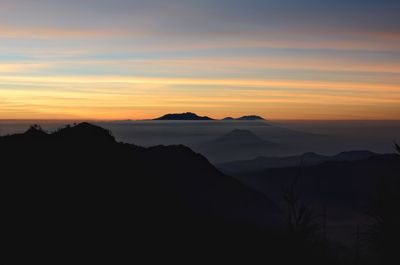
left=394, top=141, right=400, bottom=154
left=281, top=174, right=330, bottom=264
left=284, top=176, right=318, bottom=240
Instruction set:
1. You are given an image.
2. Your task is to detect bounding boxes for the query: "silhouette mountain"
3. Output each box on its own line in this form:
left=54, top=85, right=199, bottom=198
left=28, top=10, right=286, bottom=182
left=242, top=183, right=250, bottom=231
left=2, top=122, right=390, bottom=264
left=217, top=150, right=378, bottom=174
left=332, top=150, right=377, bottom=161
left=193, top=129, right=281, bottom=162
left=154, top=112, right=214, bottom=120
left=2, top=123, right=282, bottom=264
left=216, top=129, right=264, bottom=143
left=221, top=115, right=265, bottom=121
left=237, top=115, right=265, bottom=120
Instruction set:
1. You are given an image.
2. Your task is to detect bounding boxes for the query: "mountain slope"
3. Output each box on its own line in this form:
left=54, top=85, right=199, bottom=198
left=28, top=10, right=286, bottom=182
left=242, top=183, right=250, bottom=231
left=234, top=154, right=400, bottom=211
left=215, top=129, right=265, bottom=143
left=217, top=150, right=378, bottom=174
left=192, top=129, right=281, bottom=162
left=1, top=123, right=279, bottom=264
left=230, top=154, right=400, bottom=247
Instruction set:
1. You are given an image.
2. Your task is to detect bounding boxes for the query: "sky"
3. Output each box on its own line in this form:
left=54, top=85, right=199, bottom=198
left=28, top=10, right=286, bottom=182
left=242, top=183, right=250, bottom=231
left=0, top=0, right=400, bottom=120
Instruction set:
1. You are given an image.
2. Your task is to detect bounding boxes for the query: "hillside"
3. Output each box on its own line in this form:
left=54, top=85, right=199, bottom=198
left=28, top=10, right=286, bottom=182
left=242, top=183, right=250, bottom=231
left=233, top=154, right=400, bottom=230
left=217, top=150, right=378, bottom=174
left=192, top=129, right=282, bottom=162
left=1, top=123, right=280, bottom=264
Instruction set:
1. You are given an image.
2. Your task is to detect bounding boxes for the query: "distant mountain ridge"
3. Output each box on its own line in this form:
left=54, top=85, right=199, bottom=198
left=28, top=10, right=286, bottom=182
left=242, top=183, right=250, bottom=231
left=154, top=112, right=214, bottom=120
left=192, top=129, right=281, bottom=163
left=223, top=115, right=265, bottom=121
left=153, top=112, right=265, bottom=121
left=217, top=150, right=379, bottom=174
left=237, top=115, right=265, bottom=120
left=233, top=154, right=400, bottom=211
left=215, top=129, right=264, bottom=144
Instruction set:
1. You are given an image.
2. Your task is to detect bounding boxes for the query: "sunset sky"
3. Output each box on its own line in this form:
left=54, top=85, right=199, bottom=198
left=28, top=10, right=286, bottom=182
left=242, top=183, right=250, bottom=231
left=1, top=0, right=400, bottom=120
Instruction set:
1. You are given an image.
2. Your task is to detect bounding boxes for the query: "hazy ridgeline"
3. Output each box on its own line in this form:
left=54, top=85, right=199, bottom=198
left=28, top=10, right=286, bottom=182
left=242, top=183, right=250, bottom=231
left=1, top=120, right=399, bottom=162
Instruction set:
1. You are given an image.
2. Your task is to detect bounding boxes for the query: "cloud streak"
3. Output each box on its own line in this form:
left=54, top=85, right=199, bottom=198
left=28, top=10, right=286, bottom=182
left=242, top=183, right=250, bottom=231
left=1, top=75, right=399, bottom=120
left=1, top=0, right=399, bottom=119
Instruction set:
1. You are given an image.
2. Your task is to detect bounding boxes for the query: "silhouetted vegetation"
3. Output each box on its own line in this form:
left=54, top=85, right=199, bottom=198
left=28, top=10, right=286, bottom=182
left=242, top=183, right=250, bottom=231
left=284, top=176, right=319, bottom=241
left=281, top=175, right=330, bottom=264
left=395, top=141, right=400, bottom=154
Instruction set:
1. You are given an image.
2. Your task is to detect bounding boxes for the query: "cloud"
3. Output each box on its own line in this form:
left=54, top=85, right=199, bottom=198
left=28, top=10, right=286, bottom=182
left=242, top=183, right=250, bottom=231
left=0, top=25, right=139, bottom=38
left=1, top=0, right=399, bottom=119
left=1, top=78, right=399, bottom=120
left=0, top=63, right=51, bottom=73
left=1, top=75, right=399, bottom=92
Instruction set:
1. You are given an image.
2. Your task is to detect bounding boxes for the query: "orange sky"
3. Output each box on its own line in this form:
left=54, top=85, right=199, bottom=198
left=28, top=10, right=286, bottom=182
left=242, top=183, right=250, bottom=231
left=1, top=75, right=399, bottom=120
left=1, top=0, right=400, bottom=120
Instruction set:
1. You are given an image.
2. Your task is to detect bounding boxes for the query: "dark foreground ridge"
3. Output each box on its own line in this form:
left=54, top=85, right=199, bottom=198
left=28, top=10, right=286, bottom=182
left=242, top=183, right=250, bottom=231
left=1, top=123, right=283, bottom=264
left=2, top=123, right=397, bottom=264
left=154, top=112, right=214, bottom=120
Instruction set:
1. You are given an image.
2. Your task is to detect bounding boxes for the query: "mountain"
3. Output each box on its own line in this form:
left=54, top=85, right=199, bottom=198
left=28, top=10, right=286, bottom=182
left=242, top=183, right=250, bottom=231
left=332, top=150, right=377, bottom=161
left=237, top=115, right=265, bottom=120
left=216, top=129, right=264, bottom=144
left=2, top=123, right=392, bottom=264
left=1, top=123, right=280, bottom=264
left=217, top=150, right=378, bottom=174
left=154, top=112, right=214, bottom=120
left=192, top=129, right=281, bottom=162
left=231, top=154, right=400, bottom=236
left=235, top=153, right=400, bottom=205
left=221, top=115, right=265, bottom=121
